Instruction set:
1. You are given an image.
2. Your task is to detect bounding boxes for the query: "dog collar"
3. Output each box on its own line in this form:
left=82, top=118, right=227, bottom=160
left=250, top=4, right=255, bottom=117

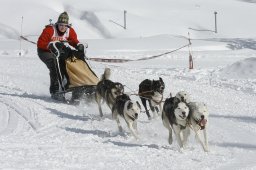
left=180, top=124, right=186, bottom=130
left=138, top=90, right=154, bottom=97
left=172, top=119, right=188, bottom=130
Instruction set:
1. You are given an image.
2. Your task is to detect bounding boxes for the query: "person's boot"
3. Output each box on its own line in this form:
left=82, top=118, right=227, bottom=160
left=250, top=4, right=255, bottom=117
left=51, top=93, right=66, bottom=102
left=50, top=80, right=65, bottom=102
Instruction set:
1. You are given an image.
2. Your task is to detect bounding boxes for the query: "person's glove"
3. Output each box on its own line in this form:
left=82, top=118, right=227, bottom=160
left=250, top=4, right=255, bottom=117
left=76, top=43, right=88, bottom=51
left=76, top=43, right=84, bottom=52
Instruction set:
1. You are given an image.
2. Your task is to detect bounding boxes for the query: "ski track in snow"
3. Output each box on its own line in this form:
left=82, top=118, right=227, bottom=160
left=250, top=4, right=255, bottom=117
left=0, top=84, right=45, bottom=139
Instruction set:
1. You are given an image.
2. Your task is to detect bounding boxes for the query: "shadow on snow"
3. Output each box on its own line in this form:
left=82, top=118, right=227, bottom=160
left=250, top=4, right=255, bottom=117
left=64, top=127, right=118, bottom=138
left=208, top=38, right=256, bottom=50
left=47, top=108, right=91, bottom=122
left=0, top=92, right=51, bottom=103
left=213, top=142, right=256, bottom=150
left=105, top=140, right=160, bottom=149
left=210, top=114, right=256, bottom=124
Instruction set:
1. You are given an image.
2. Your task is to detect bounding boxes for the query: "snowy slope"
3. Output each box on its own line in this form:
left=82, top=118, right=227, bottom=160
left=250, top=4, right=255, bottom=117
left=1, top=0, right=256, bottom=170
left=1, top=0, right=256, bottom=39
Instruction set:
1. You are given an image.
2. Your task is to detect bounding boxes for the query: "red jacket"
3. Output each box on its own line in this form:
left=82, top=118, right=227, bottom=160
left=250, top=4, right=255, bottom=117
left=37, top=25, right=79, bottom=51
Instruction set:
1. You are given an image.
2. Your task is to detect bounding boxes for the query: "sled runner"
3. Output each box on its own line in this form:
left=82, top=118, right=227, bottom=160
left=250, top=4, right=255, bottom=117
left=49, top=41, right=99, bottom=103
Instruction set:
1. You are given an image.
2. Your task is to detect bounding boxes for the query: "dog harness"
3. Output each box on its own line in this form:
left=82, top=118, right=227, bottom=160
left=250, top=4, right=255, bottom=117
left=138, top=90, right=164, bottom=104
left=179, top=124, right=187, bottom=130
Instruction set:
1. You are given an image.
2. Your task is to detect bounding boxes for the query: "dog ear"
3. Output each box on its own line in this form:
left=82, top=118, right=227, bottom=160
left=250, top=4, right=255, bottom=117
left=159, top=77, right=163, bottom=83
left=159, top=77, right=165, bottom=88
left=120, top=84, right=124, bottom=91
left=173, top=97, right=180, bottom=105
left=188, top=102, right=196, bottom=112
left=136, top=101, right=141, bottom=109
left=127, top=101, right=133, bottom=110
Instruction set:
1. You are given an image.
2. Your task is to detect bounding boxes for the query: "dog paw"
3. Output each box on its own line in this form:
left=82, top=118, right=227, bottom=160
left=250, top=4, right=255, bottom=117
left=179, top=147, right=185, bottom=153
left=118, top=127, right=123, bottom=132
left=168, top=138, right=173, bottom=145
left=153, top=115, right=160, bottom=120
left=182, top=144, right=188, bottom=150
left=204, top=147, right=210, bottom=152
left=153, top=112, right=159, bottom=118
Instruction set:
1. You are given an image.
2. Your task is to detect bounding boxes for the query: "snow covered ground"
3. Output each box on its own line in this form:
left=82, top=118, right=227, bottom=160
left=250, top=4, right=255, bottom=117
left=1, top=0, right=256, bottom=169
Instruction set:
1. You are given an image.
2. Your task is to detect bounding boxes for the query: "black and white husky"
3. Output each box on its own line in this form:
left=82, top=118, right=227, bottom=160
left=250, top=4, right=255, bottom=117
left=138, top=77, right=165, bottom=120
left=95, top=68, right=124, bottom=117
left=112, top=94, right=141, bottom=139
left=188, top=102, right=209, bottom=152
left=162, top=94, right=190, bottom=150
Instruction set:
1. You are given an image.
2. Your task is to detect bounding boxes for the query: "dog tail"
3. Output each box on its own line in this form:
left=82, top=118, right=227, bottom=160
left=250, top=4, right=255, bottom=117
left=101, top=68, right=111, bottom=81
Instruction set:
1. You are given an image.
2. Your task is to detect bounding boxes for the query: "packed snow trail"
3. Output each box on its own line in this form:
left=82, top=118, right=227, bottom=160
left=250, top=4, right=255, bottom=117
left=1, top=37, right=256, bottom=169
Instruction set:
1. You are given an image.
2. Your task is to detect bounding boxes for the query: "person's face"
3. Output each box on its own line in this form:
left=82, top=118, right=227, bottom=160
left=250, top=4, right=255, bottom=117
left=58, top=24, right=68, bottom=33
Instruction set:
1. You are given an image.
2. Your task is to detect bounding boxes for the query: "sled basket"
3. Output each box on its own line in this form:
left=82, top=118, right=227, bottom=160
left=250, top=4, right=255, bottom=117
left=50, top=42, right=99, bottom=96
left=65, top=56, right=99, bottom=88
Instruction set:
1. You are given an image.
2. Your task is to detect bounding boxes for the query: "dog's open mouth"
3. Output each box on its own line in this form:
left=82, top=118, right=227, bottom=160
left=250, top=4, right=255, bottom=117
left=115, top=91, right=123, bottom=95
left=128, top=114, right=138, bottom=121
left=179, top=115, right=186, bottom=119
left=158, top=89, right=164, bottom=94
left=135, top=114, right=138, bottom=119
left=199, top=119, right=207, bottom=126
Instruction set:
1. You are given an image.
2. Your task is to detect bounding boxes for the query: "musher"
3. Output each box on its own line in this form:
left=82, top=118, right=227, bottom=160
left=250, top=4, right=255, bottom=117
left=37, top=11, right=86, bottom=101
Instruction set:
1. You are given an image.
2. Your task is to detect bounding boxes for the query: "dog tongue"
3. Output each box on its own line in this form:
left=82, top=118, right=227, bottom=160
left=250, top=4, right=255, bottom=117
left=200, top=119, right=207, bottom=126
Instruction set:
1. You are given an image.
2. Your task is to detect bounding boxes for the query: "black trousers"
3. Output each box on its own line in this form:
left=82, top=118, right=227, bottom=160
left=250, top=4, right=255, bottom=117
left=37, top=48, right=60, bottom=94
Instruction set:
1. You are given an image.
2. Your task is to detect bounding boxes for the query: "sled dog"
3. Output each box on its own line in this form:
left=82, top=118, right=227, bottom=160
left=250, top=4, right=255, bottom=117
left=188, top=102, right=209, bottom=152
left=175, top=91, right=191, bottom=103
left=112, top=94, right=141, bottom=139
left=95, top=68, right=124, bottom=117
left=138, top=77, right=165, bottom=119
left=162, top=94, right=190, bottom=150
